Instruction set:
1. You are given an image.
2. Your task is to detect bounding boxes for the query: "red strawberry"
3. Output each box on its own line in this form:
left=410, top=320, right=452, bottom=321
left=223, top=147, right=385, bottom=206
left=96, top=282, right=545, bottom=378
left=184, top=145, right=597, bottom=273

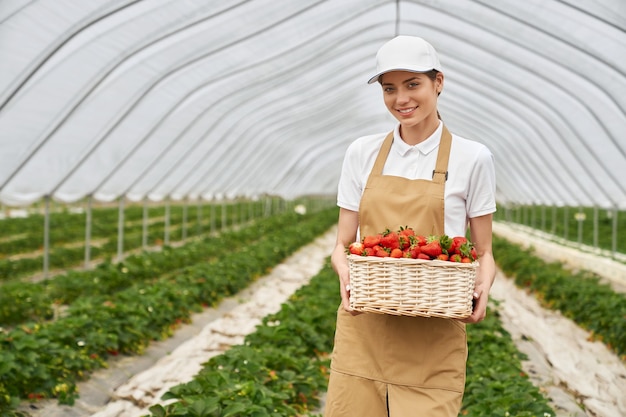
left=364, top=247, right=375, bottom=257
left=363, top=234, right=382, bottom=248
left=380, top=230, right=400, bottom=250
left=450, top=254, right=462, bottom=262
left=399, top=235, right=411, bottom=250
left=420, top=241, right=442, bottom=259
left=437, top=253, right=449, bottom=261
left=407, top=245, right=421, bottom=259
left=449, top=236, right=467, bottom=255
left=374, top=246, right=389, bottom=257
left=415, top=235, right=428, bottom=246
left=399, top=225, right=415, bottom=237
left=390, top=248, right=403, bottom=258
left=461, top=257, right=472, bottom=263
left=470, top=247, right=478, bottom=261
left=348, top=242, right=364, bottom=255
left=399, top=226, right=415, bottom=249
left=458, top=241, right=475, bottom=260
left=417, top=253, right=431, bottom=260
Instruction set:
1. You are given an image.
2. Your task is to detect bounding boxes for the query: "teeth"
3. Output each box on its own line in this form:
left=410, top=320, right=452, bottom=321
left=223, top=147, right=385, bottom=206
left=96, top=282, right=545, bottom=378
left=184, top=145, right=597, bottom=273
left=398, top=107, right=416, bottom=113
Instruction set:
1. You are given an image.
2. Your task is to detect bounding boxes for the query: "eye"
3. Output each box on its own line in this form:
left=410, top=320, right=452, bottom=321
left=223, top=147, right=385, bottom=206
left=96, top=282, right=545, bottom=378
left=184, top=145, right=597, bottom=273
left=407, top=82, right=419, bottom=88
left=383, top=86, right=395, bottom=93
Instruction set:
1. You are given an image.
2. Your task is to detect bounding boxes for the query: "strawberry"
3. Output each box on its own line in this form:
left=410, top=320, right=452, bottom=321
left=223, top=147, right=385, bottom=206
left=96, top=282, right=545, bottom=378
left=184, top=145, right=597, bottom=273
left=437, top=253, right=449, bottom=261
left=399, top=226, right=415, bottom=249
left=373, top=245, right=389, bottom=257
left=417, top=253, right=431, bottom=260
left=449, top=236, right=467, bottom=255
left=363, top=247, right=375, bottom=257
left=407, top=245, right=421, bottom=259
left=461, top=257, right=472, bottom=263
left=415, top=235, right=428, bottom=246
left=380, top=229, right=400, bottom=250
left=390, top=248, right=403, bottom=258
left=399, top=235, right=411, bottom=250
left=458, top=241, right=475, bottom=261
left=363, top=234, right=382, bottom=248
left=399, top=225, right=415, bottom=237
left=348, top=242, right=364, bottom=255
left=449, top=254, right=462, bottom=262
left=420, top=241, right=442, bottom=259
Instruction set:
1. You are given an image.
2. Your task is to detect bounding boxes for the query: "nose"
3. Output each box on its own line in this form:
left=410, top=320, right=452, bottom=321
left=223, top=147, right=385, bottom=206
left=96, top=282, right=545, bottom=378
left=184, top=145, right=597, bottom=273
left=396, top=87, right=410, bottom=105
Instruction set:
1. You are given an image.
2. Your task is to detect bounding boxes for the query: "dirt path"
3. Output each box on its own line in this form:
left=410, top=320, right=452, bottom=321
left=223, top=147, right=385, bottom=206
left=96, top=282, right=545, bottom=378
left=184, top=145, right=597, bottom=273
left=491, top=223, right=626, bottom=416
left=490, top=271, right=626, bottom=416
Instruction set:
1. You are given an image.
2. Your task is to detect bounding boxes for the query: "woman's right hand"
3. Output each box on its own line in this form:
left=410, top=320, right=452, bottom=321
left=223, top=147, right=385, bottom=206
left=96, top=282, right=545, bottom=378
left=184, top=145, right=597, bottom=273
left=331, top=208, right=361, bottom=314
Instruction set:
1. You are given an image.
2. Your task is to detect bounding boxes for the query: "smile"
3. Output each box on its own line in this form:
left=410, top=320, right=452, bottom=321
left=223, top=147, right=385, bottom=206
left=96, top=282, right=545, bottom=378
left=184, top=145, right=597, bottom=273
left=397, top=107, right=416, bottom=114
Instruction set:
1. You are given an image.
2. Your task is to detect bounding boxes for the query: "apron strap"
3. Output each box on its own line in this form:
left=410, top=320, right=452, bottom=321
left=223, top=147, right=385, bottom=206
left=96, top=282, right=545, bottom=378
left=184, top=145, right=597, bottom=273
left=369, top=131, right=394, bottom=178
left=432, top=126, right=452, bottom=184
left=365, top=125, right=453, bottom=186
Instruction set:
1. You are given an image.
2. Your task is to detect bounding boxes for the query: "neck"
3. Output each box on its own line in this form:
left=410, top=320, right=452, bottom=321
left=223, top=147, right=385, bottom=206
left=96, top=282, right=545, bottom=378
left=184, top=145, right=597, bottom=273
left=399, top=116, right=440, bottom=146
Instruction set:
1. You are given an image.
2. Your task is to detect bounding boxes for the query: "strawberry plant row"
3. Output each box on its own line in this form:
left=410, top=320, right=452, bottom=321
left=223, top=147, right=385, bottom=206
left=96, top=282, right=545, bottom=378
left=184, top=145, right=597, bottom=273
left=493, top=235, right=626, bottom=358
left=494, top=205, right=626, bottom=254
left=0, top=202, right=237, bottom=240
left=0, top=208, right=338, bottom=415
left=0, top=207, right=332, bottom=326
left=147, top=263, right=555, bottom=417
left=0, top=202, right=251, bottom=281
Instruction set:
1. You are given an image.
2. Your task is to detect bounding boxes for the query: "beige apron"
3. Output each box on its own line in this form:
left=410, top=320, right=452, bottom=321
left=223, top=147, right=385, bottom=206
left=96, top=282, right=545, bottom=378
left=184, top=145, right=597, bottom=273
left=325, top=127, right=467, bottom=417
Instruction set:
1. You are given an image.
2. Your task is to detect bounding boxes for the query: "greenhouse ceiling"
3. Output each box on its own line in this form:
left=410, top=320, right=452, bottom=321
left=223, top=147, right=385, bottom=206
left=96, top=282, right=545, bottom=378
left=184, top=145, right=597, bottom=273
left=1, top=0, right=625, bottom=209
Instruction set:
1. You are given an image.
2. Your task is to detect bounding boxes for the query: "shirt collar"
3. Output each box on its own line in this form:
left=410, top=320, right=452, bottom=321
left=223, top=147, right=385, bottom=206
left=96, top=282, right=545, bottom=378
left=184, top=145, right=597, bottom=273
left=392, top=121, right=443, bottom=156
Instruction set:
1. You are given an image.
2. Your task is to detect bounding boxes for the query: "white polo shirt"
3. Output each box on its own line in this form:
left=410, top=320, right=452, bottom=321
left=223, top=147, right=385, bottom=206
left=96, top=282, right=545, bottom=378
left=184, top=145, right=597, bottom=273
left=337, top=121, right=496, bottom=237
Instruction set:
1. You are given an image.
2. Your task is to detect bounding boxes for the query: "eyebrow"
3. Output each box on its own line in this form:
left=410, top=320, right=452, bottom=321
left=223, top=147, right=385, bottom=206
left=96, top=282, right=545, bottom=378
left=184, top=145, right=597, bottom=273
left=381, top=76, right=420, bottom=86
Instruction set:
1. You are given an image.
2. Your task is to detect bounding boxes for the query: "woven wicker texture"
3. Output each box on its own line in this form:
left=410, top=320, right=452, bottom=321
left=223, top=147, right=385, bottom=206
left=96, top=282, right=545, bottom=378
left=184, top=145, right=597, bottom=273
left=348, top=255, right=476, bottom=319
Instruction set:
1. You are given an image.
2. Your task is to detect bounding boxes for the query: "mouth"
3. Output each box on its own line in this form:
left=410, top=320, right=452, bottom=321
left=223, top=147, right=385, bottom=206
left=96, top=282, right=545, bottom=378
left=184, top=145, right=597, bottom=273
left=396, top=106, right=417, bottom=115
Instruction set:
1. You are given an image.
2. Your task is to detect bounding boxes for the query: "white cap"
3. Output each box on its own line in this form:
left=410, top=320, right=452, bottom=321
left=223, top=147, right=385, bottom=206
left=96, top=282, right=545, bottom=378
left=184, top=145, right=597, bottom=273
left=367, top=35, right=442, bottom=84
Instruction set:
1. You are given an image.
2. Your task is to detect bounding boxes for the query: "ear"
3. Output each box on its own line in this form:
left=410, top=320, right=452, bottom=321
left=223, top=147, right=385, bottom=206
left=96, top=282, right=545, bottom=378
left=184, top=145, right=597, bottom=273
left=436, top=72, right=444, bottom=94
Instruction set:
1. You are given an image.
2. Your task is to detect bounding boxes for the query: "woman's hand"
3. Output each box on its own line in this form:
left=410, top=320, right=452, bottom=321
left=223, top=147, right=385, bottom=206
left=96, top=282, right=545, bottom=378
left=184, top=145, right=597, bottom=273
left=331, top=208, right=360, bottom=314
left=461, top=214, right=495, bottom=324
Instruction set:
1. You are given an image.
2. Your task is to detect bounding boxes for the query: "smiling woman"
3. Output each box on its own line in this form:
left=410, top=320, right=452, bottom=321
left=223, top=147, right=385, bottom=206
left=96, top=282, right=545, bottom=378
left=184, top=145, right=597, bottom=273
left=326, top=35, right=497, bottom=417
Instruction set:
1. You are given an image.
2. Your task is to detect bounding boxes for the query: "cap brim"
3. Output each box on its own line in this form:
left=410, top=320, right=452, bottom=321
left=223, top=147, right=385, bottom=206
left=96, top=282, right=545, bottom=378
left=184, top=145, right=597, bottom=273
left=367, top=67, right=439, bottom=84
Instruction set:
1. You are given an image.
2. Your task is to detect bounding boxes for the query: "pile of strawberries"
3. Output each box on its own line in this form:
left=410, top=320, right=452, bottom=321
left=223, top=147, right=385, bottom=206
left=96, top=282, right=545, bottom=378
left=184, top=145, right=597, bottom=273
left=347, top=226, right=477, bottom=263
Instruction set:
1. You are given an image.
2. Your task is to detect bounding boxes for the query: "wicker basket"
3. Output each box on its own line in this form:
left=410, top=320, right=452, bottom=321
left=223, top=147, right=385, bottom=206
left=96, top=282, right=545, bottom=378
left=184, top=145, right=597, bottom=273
left=347, top=254, right=477, bottom=319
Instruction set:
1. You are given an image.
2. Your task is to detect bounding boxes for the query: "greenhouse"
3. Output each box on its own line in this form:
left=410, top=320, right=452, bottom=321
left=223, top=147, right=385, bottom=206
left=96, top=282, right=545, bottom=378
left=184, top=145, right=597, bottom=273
left=0, top=1, right=625, bottom=416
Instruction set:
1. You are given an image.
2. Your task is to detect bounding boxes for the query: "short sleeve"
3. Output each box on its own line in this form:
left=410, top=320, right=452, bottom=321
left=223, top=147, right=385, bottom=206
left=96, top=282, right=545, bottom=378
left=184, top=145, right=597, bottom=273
left=466, top=146, right=497, bottom=218
left=336, top=140, right=363, bottom=212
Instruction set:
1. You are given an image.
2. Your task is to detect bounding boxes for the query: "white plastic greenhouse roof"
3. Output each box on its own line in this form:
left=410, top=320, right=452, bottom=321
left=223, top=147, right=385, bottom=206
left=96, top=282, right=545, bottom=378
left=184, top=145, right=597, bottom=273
left=1, top=0, right=625, bottom=208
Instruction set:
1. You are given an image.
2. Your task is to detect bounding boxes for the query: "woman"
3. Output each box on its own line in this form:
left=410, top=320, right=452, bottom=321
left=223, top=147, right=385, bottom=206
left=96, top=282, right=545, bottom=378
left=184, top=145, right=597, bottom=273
left=325, top=35, right=497, bottom=416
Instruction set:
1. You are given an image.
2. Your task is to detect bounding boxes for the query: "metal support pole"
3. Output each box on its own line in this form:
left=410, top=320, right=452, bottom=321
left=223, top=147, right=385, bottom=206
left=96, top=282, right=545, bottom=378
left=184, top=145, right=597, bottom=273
left=612, top=207, right=618, bottom=255
left=221, top=201, right=227, bottom=229
left=84, top=196, right=92, bottom=268
left=577, top=207, right=583, bottom=244
left=182, top=200, right=188, bottom=240
left=210, top=202, right=216, bottom=234
left=43, top=196, right=50, bottom=278
left=593, top=207, right=599, bottom=248
left=197, top=199, right=202, bottom=235
left=142, top=199, right=148, bottom=249
left=164, top=200, right=170, bottom=245
left=117, top=198, right=125, bottom=262
left=563, top=206, right=569, bottom=240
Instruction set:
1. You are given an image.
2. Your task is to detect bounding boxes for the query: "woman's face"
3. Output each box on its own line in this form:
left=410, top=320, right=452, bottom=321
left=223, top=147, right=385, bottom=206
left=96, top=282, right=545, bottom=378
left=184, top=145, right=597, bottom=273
left=380, top=70, right=443, bottom=130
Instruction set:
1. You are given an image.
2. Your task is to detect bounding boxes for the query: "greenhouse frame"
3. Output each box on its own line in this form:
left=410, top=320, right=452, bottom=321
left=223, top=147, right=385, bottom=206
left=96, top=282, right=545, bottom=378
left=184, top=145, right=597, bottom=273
left=0, top=1, right=625, bottom=417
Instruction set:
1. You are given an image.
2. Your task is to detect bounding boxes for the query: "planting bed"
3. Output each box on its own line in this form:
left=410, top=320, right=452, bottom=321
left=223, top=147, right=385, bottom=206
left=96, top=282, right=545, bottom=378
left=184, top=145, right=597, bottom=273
left=3, top=212, right=625, bottom=417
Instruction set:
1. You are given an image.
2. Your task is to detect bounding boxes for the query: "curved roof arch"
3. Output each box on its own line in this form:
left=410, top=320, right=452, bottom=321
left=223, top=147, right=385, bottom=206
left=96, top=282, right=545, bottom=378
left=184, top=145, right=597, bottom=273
left=0, top=0, right=624, bottom=208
